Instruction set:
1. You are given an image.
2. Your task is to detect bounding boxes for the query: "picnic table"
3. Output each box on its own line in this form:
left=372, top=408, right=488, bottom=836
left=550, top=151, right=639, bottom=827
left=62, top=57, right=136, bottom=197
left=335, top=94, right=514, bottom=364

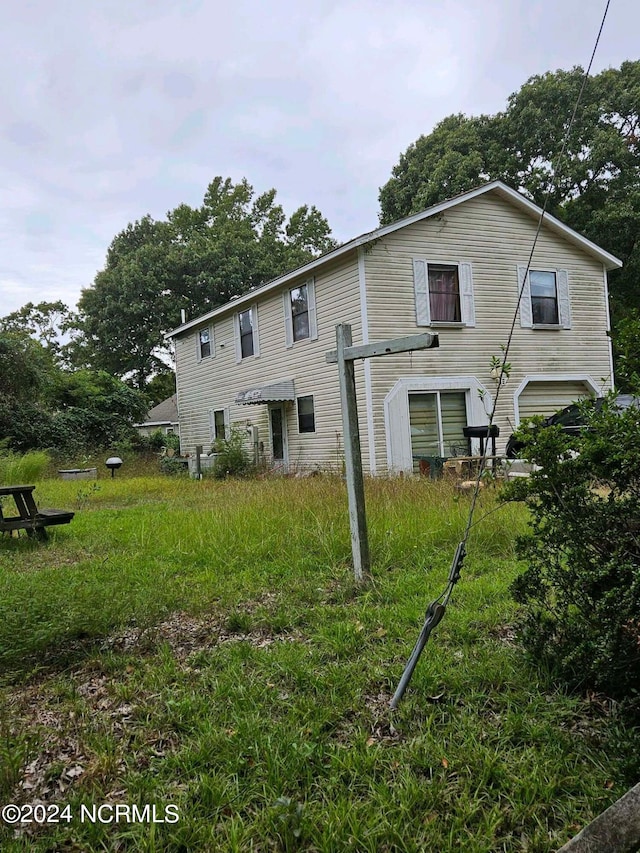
left=0, top=485, right=74, bottom=540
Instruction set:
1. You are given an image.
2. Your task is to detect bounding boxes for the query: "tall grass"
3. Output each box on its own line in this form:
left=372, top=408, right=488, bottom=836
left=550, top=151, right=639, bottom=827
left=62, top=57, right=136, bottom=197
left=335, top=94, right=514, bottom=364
left=0, top=475, right=626, bottom=852
left=0, top=450, right=51, bottom=485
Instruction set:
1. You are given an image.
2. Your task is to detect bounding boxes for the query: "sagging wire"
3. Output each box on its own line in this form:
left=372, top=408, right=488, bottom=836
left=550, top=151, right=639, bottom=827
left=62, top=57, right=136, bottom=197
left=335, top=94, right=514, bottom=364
left=390, top=0, right=612, bottom=710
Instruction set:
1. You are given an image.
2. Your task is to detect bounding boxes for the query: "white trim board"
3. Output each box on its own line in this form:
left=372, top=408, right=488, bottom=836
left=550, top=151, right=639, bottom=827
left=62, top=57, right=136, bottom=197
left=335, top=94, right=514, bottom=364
left=512, top=374, right=603, bottom=425
left=357, top=247, right=376, bottom=474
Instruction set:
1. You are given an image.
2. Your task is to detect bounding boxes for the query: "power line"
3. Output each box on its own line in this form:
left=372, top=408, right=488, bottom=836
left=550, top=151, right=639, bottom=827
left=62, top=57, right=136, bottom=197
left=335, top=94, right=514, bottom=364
left=390, top=0, right=613, bottom=709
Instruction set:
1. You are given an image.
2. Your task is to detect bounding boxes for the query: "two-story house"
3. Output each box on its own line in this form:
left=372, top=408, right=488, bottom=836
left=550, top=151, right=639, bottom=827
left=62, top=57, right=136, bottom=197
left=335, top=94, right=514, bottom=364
left=166, top=181, right=621, bottom=475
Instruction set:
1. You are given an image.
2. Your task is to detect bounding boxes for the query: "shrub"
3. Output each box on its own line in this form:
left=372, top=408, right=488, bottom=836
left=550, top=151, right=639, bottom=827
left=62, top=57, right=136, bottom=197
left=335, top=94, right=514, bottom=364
left=159, top=456, right=188, bottom=476
left=211, top=428, right=252, bottom=479
left=504, top=394, right=640, bottom=769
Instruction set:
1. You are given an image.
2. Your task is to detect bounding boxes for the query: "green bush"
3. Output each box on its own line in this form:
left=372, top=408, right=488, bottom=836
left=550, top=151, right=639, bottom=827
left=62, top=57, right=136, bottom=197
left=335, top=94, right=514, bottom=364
left=211, top=427, right=252, bottom=479
left=135, top=429, right=181, bottom=454
left=159, top=456, right=188, bottom=476
left=504, top=394, right=640, bottom=771
left=0, top=449, right=51, bottom=484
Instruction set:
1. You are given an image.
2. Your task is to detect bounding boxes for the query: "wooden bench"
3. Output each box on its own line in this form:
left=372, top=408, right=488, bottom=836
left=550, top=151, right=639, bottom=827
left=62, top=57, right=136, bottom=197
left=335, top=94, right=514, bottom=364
left=0, top=485, right=74, bottom=540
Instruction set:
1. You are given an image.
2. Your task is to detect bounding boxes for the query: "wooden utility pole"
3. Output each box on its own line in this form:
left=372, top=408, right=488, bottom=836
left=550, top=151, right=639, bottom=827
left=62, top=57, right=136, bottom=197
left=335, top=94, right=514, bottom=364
left=326, top=325, right=438, bottom=582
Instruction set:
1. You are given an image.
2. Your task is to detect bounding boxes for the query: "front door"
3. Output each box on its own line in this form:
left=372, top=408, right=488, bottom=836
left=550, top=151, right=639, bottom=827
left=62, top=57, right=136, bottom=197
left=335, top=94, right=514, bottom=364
left=269, top=404, right=288, bottom=469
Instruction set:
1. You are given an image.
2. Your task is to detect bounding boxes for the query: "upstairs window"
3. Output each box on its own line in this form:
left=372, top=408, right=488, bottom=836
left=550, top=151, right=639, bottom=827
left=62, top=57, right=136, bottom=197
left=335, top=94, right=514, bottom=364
left=530, top=270, right=559, bottom=325
left=413, top=260, right=475, bottom=327
left=284, top=278, right=318, bottom=347
left=428, top=264, right=461, bottom=322
left=297, top=395, right=315, bottom=433
left=517, top=266, right=571, bottom=329
left=239, top=309, right=253, bottom=358
left=291, top=285, right=309, bottom=341
left=234, top=305, right=260, bottom=361
left=196, top=326, right=213, bottom=361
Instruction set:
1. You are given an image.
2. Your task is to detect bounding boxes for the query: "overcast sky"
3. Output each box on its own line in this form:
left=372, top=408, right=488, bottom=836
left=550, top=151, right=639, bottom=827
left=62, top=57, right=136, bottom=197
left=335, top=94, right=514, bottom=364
left=0, top=0, right=637, bottom=316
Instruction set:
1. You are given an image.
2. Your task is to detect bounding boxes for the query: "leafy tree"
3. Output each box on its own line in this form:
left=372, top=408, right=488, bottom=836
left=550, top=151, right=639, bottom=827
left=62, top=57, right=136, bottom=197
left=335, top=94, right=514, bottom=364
left=50, top=370, right=149, bottom=451
left=612, top=310, right=640, bottom=392
left=0, top=331, right=58, bottom=403
left=0, top=327, right=150, bottom=453
left=0, top=301, right=76, bottom=360
left=379, top=61, right=640, bottom=325
left=76, top=177, right=337, bottom=389
left=144, top=371, right=176, bottom=407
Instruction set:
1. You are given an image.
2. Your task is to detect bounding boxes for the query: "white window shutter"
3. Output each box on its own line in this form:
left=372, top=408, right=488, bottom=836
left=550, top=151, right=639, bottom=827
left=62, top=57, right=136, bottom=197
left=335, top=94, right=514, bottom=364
left=283, top=290, right=293, bottom=348
left=307, top=278, right=318, bottom=340
left=208, top=408, right=215, bottom=442
left=517, top=266, right=533, bottom=328
left=459, top=263, right=475, bottom=327
left=557, top=270, right=571, bottom=329
left=224, top=407, right=231, bottom=437
left=252, top=303, right=260, bottom=358
left=196, top=332, right=202, bottom=363
left=413, top=259, right=431, bottom=326
left=233, top=314, right=242, bottom=363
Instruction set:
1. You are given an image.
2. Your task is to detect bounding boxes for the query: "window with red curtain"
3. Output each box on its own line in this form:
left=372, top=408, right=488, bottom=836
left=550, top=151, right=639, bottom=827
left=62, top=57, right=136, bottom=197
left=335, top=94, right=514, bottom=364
left=428, top=264, right=461, bottom=322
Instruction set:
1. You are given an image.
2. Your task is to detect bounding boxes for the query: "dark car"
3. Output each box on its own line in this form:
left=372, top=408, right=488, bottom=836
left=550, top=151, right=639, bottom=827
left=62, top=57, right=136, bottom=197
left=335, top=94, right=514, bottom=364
left=505, top=394, right=640, bottom=458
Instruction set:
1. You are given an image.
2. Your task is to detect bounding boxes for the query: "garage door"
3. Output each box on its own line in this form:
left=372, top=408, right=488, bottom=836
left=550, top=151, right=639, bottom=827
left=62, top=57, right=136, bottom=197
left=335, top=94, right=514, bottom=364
left=517, top=381, right=594, bottom=423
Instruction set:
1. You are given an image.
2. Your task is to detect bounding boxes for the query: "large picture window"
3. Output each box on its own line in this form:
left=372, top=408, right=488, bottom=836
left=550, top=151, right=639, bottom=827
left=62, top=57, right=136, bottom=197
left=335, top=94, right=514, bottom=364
left=409, top=391, right=467, bottom=471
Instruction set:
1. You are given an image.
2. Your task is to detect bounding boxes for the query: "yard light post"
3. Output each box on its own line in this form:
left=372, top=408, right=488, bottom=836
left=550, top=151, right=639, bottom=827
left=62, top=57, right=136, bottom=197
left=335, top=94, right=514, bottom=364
left=105, top=457, right=123, bottom=478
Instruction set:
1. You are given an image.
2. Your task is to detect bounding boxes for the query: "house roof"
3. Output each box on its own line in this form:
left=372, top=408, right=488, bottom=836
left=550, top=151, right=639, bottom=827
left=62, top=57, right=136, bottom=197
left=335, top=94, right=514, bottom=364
left=138, top=394, right=179, bottom=426
left=165, top=181, right=623, bottom=340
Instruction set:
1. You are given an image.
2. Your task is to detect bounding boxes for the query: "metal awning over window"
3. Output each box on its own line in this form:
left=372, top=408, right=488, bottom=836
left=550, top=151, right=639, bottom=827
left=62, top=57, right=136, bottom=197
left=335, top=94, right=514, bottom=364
left=235, top=379, right=295, bottom=405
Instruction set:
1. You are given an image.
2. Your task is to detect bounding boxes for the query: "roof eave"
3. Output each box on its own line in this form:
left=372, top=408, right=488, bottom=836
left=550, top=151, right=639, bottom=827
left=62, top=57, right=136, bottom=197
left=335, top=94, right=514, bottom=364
left=165, top=181, right=622, bottom=340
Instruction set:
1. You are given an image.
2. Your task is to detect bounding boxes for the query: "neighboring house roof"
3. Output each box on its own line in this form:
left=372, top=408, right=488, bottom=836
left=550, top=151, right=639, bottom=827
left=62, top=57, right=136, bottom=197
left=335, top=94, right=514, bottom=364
left=165, top=180, right=623, bottom=340
left=137, top=394, right=179, bottom=427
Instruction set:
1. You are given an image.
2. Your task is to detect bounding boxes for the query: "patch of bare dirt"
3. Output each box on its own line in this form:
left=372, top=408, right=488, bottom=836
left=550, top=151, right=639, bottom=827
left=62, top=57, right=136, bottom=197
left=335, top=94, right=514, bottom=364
left=4, top=602, right=306, bottom=811
left=103, top=603, right=304, bottom=661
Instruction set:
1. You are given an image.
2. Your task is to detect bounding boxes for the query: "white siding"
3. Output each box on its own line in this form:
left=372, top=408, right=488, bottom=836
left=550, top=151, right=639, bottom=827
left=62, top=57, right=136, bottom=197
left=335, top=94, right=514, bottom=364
left=363, top=193, right=612, bottom=469
left=174, top=253, right=366, bottom=471
left=174, top=191, right=613, bottom=474
left=517, top=380, right=594, bottom=421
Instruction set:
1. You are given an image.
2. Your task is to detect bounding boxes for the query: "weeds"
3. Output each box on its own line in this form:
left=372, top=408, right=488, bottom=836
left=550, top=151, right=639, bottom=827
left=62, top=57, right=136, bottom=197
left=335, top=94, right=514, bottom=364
left=0, top=450, right=51, bottom=485
left=0, top=476, right=626, bottom=851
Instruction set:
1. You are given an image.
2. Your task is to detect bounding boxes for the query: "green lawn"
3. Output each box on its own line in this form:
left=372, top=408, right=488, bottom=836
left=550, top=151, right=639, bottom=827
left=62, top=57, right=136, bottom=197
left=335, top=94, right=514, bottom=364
left=0, top=475, right=623, bottom=851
